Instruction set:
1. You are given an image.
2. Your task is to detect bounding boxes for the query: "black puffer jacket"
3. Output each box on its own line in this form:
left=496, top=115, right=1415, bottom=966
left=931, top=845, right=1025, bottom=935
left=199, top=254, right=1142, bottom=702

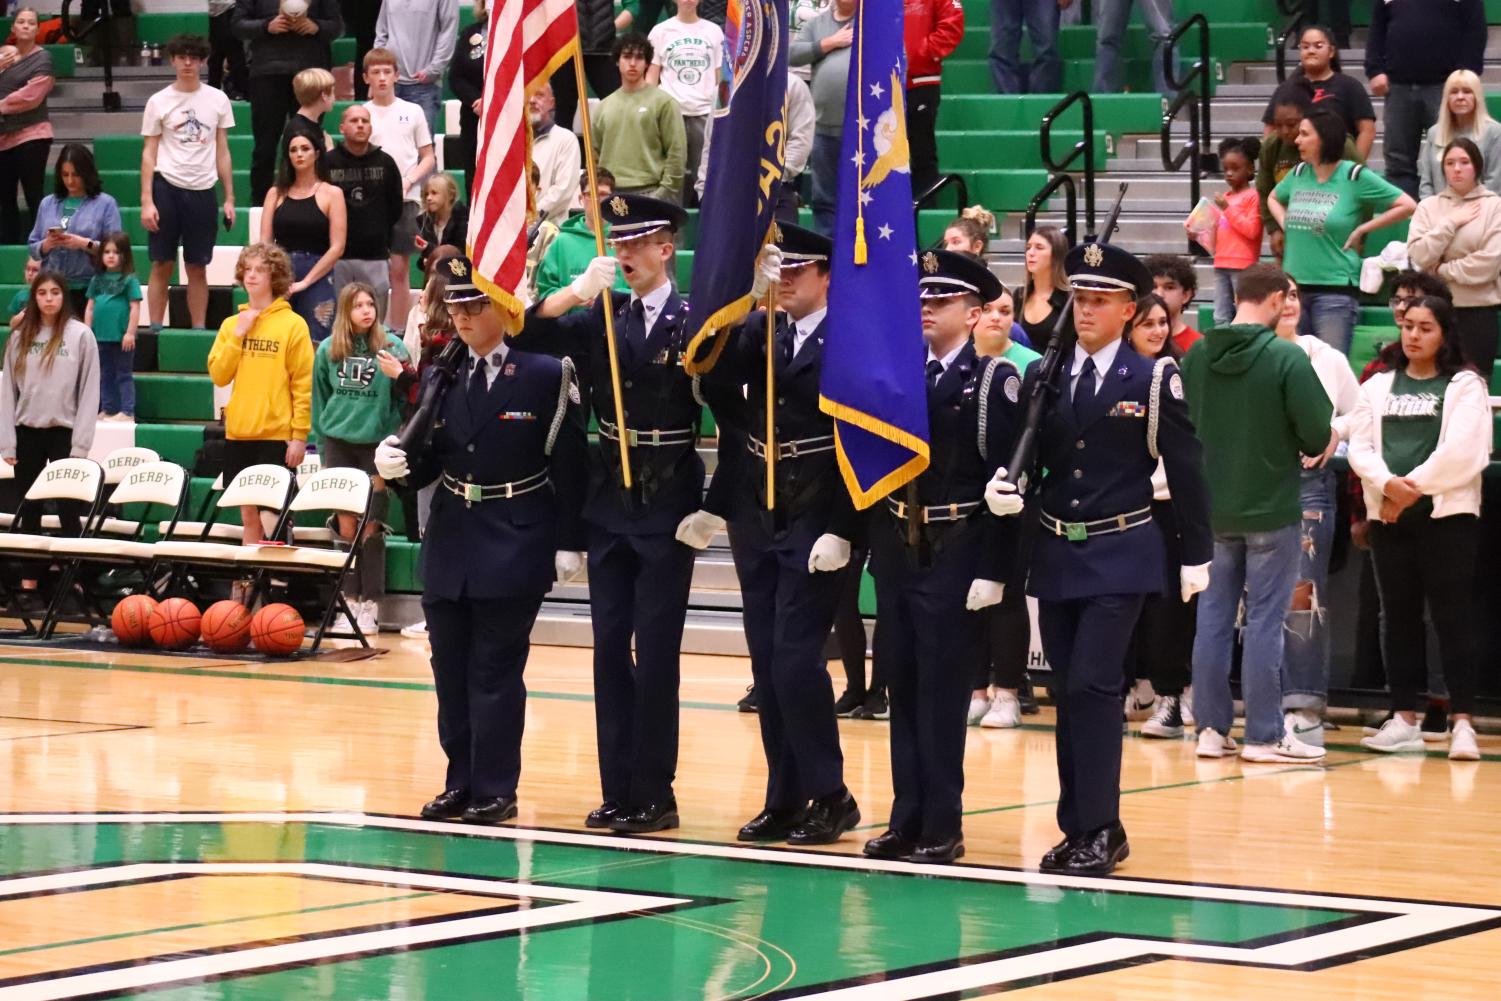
left=577, top=0, right=616, bottom=54
left=232, top=0, right=343, bottom=77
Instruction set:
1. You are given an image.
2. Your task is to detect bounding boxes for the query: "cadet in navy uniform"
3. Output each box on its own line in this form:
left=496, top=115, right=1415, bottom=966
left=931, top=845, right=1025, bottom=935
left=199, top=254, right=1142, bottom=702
left=862, top=251, right=1022, bottom=866
left=697, top=225, right=862, bottom=845
left=986, top=242, right=1212, bottom=874
left=375, top=256, right=589, bottom=825
left=524, top=194, right=725, bottom=833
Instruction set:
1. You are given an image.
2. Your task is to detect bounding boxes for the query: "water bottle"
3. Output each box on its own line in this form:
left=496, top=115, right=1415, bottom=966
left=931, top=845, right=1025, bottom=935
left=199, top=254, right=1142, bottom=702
left=138, top=42, right=150, bottom=67
left=150, top=43, right=162, bottom=67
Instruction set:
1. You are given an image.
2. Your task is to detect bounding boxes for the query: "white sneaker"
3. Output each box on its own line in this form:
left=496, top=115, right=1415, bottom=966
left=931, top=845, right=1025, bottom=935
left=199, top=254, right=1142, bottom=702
left=967, top=694, right=991, bottom=726
left=400, top=619, right=428, bottom=639
left=1360, top=716, right=1425, bottom=754
left=1241, top=733, right=1325, bottom=763
left=356, top=600, right=379, bottom=635
left=1196, top=727, right=1237, bottom=758
left=1284, top=709, right=1324, bottom=748
left=1180, top=686, right=1195, bottom=728
left=1124, top=679, right=1158, bottom=721
left=980, top=690, right=1021, bottom=728
left=1448, top=720, right=1480, bottom=761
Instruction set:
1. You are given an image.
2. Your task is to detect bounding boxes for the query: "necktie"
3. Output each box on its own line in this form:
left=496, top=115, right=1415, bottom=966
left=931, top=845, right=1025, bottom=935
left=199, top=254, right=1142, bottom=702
left=783, top=319, right=797, bottom=364
left=926, top=359, right=944, bottom=387
left=628, top=298, right=647, bottom=347
left=469, top=356, right=489, bottom=397
left=1073, top=358, right=1096, bottom=421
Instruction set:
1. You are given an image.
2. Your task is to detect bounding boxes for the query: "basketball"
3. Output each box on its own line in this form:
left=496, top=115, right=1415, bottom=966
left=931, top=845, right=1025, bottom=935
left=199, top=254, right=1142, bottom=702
left=148, top=597, right=202, bottom=651
left=110, top=594, right=158, bottom=647
left=200, top=600, right=253, bottom=653
left=251, top=603, right=305, bottom=656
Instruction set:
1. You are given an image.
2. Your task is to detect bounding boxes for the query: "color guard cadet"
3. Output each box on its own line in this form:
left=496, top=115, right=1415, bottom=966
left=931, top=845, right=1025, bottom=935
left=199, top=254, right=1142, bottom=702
left=985, top=242, right=1212, bottom=874
left=698, top=224, right=861, bottom=845
left=863, top=250, right=1021, bottom=865
left=525, top=194, right=726, bottom=833
left=374, top=256, right=589, bottom=825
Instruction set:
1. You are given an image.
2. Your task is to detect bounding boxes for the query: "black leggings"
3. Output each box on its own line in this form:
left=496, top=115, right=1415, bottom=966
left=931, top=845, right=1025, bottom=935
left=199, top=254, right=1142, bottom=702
left=1125, top=500, right=1194, bottom=696
left=829, top=549, right=882, bottom=696
left=973, top=583, right=1029, bottom=690
left=248, top=74, right=297, bottom=205
left=1453, top=305, right=1499, bottom=385
left=14, top=425, right=85, bottom=536
left=0, top=137, right=51, bottom=245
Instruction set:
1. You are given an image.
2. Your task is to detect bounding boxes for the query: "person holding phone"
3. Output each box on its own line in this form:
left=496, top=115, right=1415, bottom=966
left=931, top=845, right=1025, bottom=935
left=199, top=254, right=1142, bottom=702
left=27, top=145, right=122, bottom=316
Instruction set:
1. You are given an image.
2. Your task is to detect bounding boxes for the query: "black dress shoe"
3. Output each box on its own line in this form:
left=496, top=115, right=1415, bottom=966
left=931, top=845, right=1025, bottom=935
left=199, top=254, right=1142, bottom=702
left=1040, top=835, right=1075, bottom=870
left=737, top=685, right=758, bottom=712
left=420, top=788, right=470, bottom=820
left=1019, top=673, right=1040, bottom=715
left=585, top=801, right=624, bottom=829
left=462, top=796, right=519, bottom=825
left=863, top=829, right=916, bottom=860
left=609, top=799, right=679, bottom=833
left=832, top=689, right=866, bottom=717
left=1050, top=822, right=1128, bottom=875
left=737, top=807, right=806, bottom=842
left=788, top=792, right=860, bottom=846
left=905, top=835, right=965, bottom=864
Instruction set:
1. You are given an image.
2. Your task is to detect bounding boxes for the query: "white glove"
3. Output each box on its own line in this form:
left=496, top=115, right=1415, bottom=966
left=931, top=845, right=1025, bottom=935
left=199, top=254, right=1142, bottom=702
left=807, top=533, right=851, bottom=573
left=966, top=579, right=1005, bottom=611
left=674, top=510, right=725, bottom=550
left=1180, top=562, right=1210, bottom=603
left=569, top=255, right=618, bottom=301
left=984, top=468, right=1024, bottom=517
left=749, top=244, right=784, bottom=301
left=555, top=550, right=585, bottom=582
left=375, top=434, right=409, bottom=480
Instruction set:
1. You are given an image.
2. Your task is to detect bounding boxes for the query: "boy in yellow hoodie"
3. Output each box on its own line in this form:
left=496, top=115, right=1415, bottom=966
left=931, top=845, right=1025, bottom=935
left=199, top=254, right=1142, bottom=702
left=207, top=242, right=315, bottom=543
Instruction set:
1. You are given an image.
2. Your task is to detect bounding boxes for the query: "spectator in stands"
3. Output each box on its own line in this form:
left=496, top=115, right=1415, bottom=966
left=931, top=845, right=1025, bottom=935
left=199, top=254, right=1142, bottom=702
left=1301, top=0, right=1350, bottom=50
left=535, top=168, right=630, bottom=305
left=1269, top=108, right=1415, bottom=354
left=1418, top=70, right=1501, bottom=200
left=209, top=0, right=247, bottom=100
left=1364, top=0, right=1485, bottom=200
left=449, top=0, right=487, bottom=194
left=28, top=145, right=121, bottom=315
left=942, top=207, right=991, bottom=257
left=988, top=0, right=1065, bottom=95
left=1408, top=137, right=1501, bottom=381
left=529, top=82, right=582, bottom=225
left=1211, top=137, right=1263, bottom=327
left=697, top=70, right=814, bottom=222
left=648, top=0, right=722, bottom=207
left=1348, top=295, right=1488, bottom=762
left=327, top=104, right=405, bottom=309
left=140, top=33, right=235, bottom=334
left=790, top=0, right=854, bottom=235
left=313, top=281, right=412, bottom=635
left=789, top=0, right=828, bottom=83
left=1262, top=25, right=1375, bottom=163
left=1144, top=255, right=1201, bottom=353
left=364, top=48, right=436, bottom=331
left=207, top=242, right=314, bottom=544
left=84, top=233, right=141, bottom=423
left=374, top=0, right=459, bottom=137
left=346, top=0, right=381, bottom=102
left=0, top=8, right=54, bottom=245
left=261, top=133, right=346, bottom=343
left=232, top=0, right=343, bottom=206
left=7, top=254, right=38, bottom=327
left=552, top=0, right=626, bottom=134
left=1018, top=225, right=1068, bottom=354
left=591, top=33, right=686, bottom=203
left=903, top=0, right=963, bottom=197
left=416, top=173, right=468, bottom=273
left=1092, top=0, right=1173, bottom=96
left=973, top=275, right=1040, bottom=368
left=1260, top=93, right=1360, bottom=262
left=279, top=67, right=336, bottom=155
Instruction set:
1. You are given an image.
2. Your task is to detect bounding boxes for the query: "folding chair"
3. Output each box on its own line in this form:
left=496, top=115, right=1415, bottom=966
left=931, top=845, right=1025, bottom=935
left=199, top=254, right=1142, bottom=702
left=291, top=451, right=335, bottom=544
left=0, top=447, right=158, bottom=533
left=0, top=458, right=107, bottom=635
left=157, top=473, right=245, bottom=543
left=154, top=464, right=294, bottom=603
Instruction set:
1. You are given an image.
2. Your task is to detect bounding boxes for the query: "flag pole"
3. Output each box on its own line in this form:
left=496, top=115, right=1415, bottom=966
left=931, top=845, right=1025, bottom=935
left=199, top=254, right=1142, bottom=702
left=571, top=51, right=633, bottom=489
left=764, top=286, right=776, bottom=509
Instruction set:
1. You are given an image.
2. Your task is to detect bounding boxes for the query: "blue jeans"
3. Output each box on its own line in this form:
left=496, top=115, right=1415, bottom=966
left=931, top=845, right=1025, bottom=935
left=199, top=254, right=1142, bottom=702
left=1296, top=289, right=1359, bottom=356
left=988, top=0, right=1062, bottom=94
left=290, top=251, right=336, bottom=342
left=1282, top=468, right=1336, bottom=713
left=397, top=81, right=443, bottom=137
left=810, top=131, right=842, bottom=237
left=1191, top=523, right=1302, bottom=746
left=97, top=342, right=135, bottom=417
left=1091, top=0, right=1175, bottom=96
left=1213, top=267, right=1240, bottom=327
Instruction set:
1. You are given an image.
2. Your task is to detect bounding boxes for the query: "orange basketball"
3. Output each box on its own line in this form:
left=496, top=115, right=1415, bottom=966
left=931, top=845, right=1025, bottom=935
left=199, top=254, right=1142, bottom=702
left=200, top=600, right=253, bottom=652
left=250, top=603, right=305, bottom=656
left=148, top=597, right=201, bottom=651
left=110, top=594, right=158, bottom=647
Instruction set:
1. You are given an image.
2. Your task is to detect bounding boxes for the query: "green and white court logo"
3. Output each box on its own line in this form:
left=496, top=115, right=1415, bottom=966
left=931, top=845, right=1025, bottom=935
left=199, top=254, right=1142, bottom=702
left=1, top=813, right=1496, bottom=1000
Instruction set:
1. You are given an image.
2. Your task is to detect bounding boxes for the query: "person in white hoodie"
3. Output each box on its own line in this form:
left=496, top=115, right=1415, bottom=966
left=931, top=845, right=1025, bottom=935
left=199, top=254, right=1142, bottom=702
left=1347, top=295, right=1490, bottom=761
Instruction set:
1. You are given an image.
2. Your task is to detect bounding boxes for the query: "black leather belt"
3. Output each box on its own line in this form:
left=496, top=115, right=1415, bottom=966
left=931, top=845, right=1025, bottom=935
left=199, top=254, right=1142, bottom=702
left=441, top=469, right=549, bottom=502
left=886, top=498, right=981, bottom=524
left=747, top=433, right=834, bottom=460
left=1040, top=506, right=1153, bottom=541
left=598, top=420, right=696, bottom=447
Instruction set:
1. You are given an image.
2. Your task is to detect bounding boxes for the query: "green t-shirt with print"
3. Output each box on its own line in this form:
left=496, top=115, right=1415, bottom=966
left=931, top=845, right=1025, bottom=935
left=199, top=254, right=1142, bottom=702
left=1381, top=369, right=1444, bottom=520
left=1272, top=160, right=1403, bottom=288
left=6, top=288, right=26, bottom=321
left=85, top=272, right=143, bottom=343
left=312, top=330, right=412, bottom=445
left=1002, top=339, right=1042, bottom=370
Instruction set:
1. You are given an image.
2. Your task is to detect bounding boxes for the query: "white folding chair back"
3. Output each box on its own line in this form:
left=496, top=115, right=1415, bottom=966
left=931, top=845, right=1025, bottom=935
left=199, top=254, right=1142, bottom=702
left=108, top=462, right=188, bottom=508
left=25, top=458, right=103, bottom=504
left=102, top=447, right=161, bottom=484
left=296, top=452, right=323, bottom=487
left=290, top=468, right=371, bottom=515
left=217, top=464, right=293, bottom=511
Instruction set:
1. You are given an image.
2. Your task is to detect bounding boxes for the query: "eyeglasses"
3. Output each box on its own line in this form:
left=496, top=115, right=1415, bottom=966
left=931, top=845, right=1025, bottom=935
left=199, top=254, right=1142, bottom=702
left=1388, top=295, right=1421, bottom=309
left=446, top=299, right=489, bottom=316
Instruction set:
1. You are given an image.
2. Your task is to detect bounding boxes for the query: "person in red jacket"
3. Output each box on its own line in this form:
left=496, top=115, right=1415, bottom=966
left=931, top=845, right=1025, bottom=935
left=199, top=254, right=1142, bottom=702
left=904, top=0, right=964, bottom=196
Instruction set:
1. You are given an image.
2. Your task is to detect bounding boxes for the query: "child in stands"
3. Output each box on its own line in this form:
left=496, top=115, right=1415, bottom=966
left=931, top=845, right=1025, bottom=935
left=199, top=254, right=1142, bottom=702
left=1212, top=137, right=1264, bottom=326
left=1144, top=254, right=1202, bottom=353
left=84, top=232, right=141, bottom=422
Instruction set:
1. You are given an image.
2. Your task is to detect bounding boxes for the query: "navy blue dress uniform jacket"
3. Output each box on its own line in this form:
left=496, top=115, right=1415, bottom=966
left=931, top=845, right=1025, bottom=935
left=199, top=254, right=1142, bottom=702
left=1025, top=346, right=1212, bottom=602
left=522, top=291, right=712, bottom=535
left=407, top=346, right=588, bottom=600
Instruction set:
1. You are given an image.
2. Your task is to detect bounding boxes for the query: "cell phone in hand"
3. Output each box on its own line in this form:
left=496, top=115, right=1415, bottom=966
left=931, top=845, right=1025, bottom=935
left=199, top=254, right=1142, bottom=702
left=223, top=211, right=232, bottom=232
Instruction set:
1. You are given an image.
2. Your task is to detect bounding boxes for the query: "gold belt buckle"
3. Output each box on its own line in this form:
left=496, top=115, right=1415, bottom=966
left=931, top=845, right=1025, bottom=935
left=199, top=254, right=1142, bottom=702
left=463, top=482, right=483, bottom=503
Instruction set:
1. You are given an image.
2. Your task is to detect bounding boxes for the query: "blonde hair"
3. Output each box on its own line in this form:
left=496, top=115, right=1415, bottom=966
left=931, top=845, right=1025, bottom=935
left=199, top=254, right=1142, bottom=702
left=329, top=282, right=390, bottom=363
left=292, top=67, right=335, bottom=107
left=423, top=173, right=459, bottom=213
left=235, top=243, right=294, bottom=299
left=1436, top=70, right=1496, bottom=149
left=945, top=205, right=995, bottom=252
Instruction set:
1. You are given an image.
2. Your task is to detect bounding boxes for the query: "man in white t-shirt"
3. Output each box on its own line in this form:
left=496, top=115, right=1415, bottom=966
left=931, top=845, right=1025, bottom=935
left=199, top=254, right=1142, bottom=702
left=364, top=47, right=436, bottom=329
left=140, top=33, right=236, bottom=332
left=647, top=0, right=722, bottom=206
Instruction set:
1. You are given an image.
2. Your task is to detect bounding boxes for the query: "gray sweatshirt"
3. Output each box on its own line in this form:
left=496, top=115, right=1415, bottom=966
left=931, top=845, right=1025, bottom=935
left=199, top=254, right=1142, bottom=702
left=0, top=318, right=100, bottom=460
left=375, top=0, right=460, bottom=83
left=790, top=8, right=853, bottom=135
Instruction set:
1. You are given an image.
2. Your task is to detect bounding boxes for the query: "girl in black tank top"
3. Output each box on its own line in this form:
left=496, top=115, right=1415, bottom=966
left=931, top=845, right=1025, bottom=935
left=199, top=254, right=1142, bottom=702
left=272, top=184, right=332, bottom=255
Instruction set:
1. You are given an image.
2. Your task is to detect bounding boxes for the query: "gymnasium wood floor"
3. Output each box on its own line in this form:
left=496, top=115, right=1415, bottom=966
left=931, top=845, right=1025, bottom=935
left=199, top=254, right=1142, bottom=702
left=0, top=634, right=1498, bottom=1000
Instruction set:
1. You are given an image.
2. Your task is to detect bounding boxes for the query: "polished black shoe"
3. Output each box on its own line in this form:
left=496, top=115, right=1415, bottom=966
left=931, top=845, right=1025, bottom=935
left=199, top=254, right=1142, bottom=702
left=851, top=691, right=889, bottom=720
left=609, top=799, right=680, bottom=833
left=461, top=796, right=519, bottom=825
left=585, top=801, right=624, bottom=829
left=905, top=835, right=965, bottom=864
left=737, top=685, right=758, bottom=713
left=1040, top=835, right=1075, bottom=870
left=420, top=788, right=470, bottom=820
left=737, top=807, right=806, bottom=843
left=788, top=792, right=860, bottom=846
left=1048, top=823, right=1129, bottom=875
left=1018, top=672, right=1040, bottom=715
left=832, top=689, right=866, bottom=717
left=862, top=829, right=916, bottom=860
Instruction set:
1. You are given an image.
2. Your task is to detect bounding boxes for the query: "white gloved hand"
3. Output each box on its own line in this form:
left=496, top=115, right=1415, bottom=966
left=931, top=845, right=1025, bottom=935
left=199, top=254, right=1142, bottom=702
left=674, top=510, right=726, bottom=550
left=966, top=579, right=1005, bottom=611
left=1180, top=562, right=1210, bottom=603
left=984, top=467, right=1024, bottom=517
left=807, top=533, right=851, bottom=573
left=374, top=434, right=409, bottom=480
left=555, top=550, right=585, bottom=583
left=569, top=255, right=618, bottom=301
left=749, top=244, right=784, bottom=301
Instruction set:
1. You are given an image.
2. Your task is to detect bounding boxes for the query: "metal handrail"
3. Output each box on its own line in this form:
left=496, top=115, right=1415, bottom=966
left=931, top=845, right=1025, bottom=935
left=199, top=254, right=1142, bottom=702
left=1164, top=14, right=1212, bottom=173
left=1160, top=89, right=1204, bottom=255
left=1023, top=172, right=1077, bottom=247
left=1022, top=91, right=1096, bottom=246
left=59, top=0, right=121, bottom=111
left=1274, top=0, right=1308, bottom=84
left=913, top=173, right=969, bottom=248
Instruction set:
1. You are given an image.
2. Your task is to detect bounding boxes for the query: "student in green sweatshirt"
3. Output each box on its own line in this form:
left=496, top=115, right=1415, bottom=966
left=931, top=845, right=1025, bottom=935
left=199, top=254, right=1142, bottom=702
left=1180, top=263, right=1333, bottom=767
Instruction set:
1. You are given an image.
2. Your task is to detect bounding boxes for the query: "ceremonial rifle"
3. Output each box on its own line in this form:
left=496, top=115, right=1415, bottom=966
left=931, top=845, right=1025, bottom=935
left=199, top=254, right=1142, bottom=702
left=396, top=337, right=467, bottom=457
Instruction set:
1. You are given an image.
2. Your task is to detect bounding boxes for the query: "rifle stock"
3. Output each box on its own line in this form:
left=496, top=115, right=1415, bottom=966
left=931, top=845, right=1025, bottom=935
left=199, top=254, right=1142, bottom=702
left=397, top=337, right=467, bottom=458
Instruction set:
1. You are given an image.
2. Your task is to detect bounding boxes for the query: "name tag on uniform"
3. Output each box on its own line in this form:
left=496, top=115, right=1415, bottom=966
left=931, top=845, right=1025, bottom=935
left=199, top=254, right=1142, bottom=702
left=1108, top=402, right=1146, bottom=418
left=498, top=411, right=536, bottom=421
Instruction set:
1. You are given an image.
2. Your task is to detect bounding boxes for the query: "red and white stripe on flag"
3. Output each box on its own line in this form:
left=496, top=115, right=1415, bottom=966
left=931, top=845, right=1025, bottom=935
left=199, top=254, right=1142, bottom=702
left=468, top=0, right=578, bottom=323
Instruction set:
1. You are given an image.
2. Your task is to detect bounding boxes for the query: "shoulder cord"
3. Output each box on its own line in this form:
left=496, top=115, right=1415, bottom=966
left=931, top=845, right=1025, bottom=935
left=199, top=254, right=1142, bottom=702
left=976, top=355, right=1018, bottom=462
left=1147, top=356, right=1174, bottom=460
left=545, top=355, right=576, bottom=456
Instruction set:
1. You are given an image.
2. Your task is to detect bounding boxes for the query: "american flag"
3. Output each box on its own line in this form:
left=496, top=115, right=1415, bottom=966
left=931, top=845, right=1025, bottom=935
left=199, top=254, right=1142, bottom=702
left=468, top=0, right=579, bottom=324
